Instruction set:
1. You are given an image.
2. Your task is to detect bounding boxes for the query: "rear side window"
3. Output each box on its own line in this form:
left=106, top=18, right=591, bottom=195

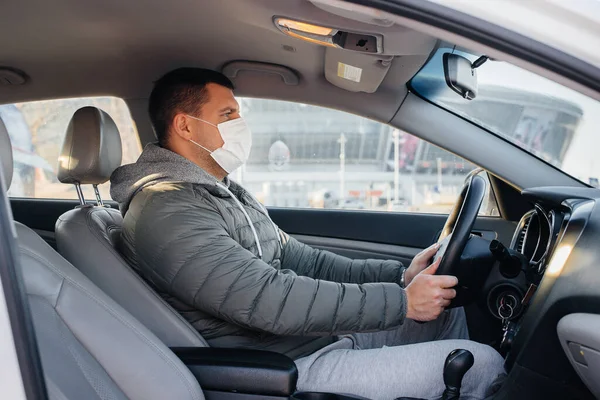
left=2, top=97, right=141, bottom=200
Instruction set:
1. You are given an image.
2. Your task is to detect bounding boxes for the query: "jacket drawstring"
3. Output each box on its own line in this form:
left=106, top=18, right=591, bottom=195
left=216, top=182, right=263, bottom=259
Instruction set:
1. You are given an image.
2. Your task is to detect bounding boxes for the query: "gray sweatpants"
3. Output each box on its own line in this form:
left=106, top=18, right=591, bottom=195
left=295, top=308, right=505, bottom=400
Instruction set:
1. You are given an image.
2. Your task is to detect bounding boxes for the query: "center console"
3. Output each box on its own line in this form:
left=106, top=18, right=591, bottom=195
left=171, top=347, right=297, bottom=400
left=172, top=346, right=474, bottom=400
left=171, top=347, right=373, bottom=400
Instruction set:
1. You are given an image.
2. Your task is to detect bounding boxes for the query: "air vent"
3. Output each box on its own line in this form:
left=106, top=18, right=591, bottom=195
left=516, top=216, right=531, bottom=254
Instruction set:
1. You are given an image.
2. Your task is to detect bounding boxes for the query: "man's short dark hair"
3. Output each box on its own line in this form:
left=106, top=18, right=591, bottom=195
left=148, top=68, right=234, bottom=147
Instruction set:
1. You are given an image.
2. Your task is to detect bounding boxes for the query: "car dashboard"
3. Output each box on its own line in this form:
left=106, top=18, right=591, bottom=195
left=510, top=205, right=564, bottom=276
left=495, top=203, right=569, bottom=325
left=497, top=186, right=600, bottom=399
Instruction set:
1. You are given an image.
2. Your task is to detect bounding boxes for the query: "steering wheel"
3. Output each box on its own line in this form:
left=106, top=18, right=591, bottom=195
left=433, top=174, right=487, bottom=307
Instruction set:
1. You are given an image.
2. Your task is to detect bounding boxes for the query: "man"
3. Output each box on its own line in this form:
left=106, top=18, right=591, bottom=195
left=111, top=68, right=505, bottom=399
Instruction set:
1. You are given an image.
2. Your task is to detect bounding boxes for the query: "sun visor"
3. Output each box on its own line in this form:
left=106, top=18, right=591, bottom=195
left=324, top=48, right=393, bottom=93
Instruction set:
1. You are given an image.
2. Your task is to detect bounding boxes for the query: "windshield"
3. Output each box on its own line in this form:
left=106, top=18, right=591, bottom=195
left=411, top=47, right=600, bottom=187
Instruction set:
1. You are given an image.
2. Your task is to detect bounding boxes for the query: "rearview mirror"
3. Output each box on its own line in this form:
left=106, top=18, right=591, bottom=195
left=443, top=53, right=477, bottom=100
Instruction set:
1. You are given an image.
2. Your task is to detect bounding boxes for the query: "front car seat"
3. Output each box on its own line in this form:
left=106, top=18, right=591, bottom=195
left=0, top=113, right=204, bottom=400
left=54, top=106, right=207, bottom=347
left=0, top=121, right=346, bottom=400
left=18, top=222, right=205, bottom=400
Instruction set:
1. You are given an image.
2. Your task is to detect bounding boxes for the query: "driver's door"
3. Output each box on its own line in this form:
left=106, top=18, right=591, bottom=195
left=270, top=208, right=512, bottom=266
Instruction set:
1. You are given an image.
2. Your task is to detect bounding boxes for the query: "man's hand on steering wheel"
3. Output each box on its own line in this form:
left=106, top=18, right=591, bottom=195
left=405, top=260, right=459, bottom=321
left=404, top=242, right=441, bottom=286
left=401, top=174, right=488, bottom=319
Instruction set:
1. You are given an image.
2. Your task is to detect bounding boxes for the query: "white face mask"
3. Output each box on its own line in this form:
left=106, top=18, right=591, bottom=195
left=187, top=115, right=252, bottom=174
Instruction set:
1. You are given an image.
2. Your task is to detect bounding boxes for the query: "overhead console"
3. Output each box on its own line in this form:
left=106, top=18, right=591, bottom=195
left=272, top=14, right=434, bottom=93
left=275, top=17, right=383, bottom=54
left=268, top=2, right=436, bottom=94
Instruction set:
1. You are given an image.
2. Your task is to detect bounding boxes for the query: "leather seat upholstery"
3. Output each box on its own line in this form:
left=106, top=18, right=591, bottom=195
left=55, top=107, right=207, bottom=347
left=57, top=107, right=122, bottom=186
left=1, top=122, right=204, bottom=400
left=18, top=222, right=204, bottom=400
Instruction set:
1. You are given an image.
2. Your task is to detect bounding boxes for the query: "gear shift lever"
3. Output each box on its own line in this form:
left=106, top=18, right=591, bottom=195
left=442, top=349, right=474, bottom=400
left=394, top=349, right=474, bottom=400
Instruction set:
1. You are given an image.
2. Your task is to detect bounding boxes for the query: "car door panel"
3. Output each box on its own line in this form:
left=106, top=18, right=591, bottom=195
left=271, top=208, right=516, bottom=261
left=292, top=234, right=420, bottom=265
left=11, top=199, right=517, bottom=262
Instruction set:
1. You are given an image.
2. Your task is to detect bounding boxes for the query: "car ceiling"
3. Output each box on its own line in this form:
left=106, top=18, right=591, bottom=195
left=0, top=0, right=437, bottom=123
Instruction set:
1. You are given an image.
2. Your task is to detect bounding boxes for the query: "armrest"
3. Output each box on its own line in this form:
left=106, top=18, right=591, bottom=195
left=171, top=347, right=298, bottom=396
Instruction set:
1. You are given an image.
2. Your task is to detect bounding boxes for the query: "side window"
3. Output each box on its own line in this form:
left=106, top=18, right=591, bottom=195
left=2, top=97, right=141, bottom=200
left=239, top=98, right=499, bottom=216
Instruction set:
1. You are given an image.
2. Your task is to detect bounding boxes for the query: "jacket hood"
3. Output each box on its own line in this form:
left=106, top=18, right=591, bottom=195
left=110, top=143, right=229, bottom=214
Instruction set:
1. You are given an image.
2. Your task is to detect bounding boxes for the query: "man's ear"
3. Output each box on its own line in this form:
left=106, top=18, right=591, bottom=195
left=171, top=113, right=193, bottom=141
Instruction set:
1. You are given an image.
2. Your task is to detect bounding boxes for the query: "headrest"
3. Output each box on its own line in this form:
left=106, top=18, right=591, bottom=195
left=0, top=117, right=13, bottom=190
left=58, top=107, right=122, bottom=185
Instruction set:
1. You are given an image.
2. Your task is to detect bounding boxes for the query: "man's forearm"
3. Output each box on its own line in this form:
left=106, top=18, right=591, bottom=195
left=281, top=235, right=405, bottom=285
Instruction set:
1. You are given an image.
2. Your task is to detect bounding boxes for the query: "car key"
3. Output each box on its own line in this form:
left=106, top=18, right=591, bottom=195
left=498, top=297, right=514, bottom=331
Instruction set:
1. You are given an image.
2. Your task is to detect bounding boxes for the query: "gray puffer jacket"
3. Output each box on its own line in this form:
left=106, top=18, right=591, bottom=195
left=111, top=143, right=408, bottom=359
